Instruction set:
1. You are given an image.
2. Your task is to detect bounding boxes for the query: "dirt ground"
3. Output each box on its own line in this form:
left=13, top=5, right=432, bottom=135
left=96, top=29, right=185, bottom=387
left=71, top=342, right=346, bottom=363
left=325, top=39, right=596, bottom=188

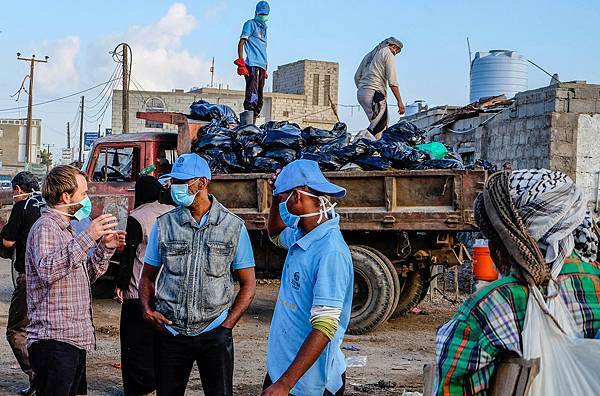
left=0, top=258, right=460, bottom=395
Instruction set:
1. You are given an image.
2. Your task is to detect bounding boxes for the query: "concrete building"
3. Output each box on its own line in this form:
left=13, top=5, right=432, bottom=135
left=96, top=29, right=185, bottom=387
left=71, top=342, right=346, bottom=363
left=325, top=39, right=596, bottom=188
left=405, top=81, right=600, bottom=211
left=111, top=59, right=339, bottom=133
left=0, top=118, right=42, bottom=176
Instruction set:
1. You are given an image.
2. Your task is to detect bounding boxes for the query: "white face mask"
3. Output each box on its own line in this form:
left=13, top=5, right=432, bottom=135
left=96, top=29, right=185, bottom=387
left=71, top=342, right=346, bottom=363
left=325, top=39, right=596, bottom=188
left=292, top=190, right=337, bottom=224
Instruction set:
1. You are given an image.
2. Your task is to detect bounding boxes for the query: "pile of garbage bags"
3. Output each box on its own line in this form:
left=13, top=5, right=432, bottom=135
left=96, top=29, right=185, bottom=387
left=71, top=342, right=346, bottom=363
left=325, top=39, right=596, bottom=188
left=191, top=118, right=470, bottom=173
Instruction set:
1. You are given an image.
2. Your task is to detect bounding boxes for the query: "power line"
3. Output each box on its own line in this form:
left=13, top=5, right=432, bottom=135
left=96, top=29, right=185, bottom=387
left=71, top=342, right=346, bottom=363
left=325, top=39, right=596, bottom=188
left=85, top=64, right=121, bottom=110
left=0, top=77, right=119, bottom=113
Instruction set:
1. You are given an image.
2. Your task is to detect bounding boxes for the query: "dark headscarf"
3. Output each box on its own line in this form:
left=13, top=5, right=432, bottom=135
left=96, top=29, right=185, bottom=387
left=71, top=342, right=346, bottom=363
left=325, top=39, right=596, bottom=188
left=134, top=176, right=163, bottom=208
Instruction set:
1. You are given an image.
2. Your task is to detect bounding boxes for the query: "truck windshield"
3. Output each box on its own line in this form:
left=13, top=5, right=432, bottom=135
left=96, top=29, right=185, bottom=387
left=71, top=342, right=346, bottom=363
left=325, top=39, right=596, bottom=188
left=93, top=147, right=138, bottom=182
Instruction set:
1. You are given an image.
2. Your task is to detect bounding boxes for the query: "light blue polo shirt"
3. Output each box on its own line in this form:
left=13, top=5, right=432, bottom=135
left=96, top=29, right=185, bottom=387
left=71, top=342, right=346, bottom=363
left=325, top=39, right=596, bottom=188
left=267, top=215, right=353, bottom=396
left=241, top=18, right=268, bottom=69
left=145, top=210, right=255, bottom=334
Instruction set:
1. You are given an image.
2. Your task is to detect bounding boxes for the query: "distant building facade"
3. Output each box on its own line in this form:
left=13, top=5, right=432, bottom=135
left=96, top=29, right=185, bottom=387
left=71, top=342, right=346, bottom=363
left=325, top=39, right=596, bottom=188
left=111, top=60, right=340, bottom=133
left=0, top=118, right=42, bottom=176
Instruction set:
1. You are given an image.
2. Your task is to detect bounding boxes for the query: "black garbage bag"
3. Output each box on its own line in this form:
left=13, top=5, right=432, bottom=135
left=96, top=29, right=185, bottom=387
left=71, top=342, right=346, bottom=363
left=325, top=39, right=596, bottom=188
left=381, top=120, right=426, bottom=145
left=354, top=155, right=392, bottom=171
left=197, top=148, right=244, bottom=174
left=240, top=145, right=264, bottom=170
left=235, top=124, right=264, bottom=142
left=380, top=142, right=427, bottom=167
left=261, top=121, right=303, bottom=149
left=192, top=133, right=233, bottom=151
left=253, top=157, right=281, bottom=172
left=189, top=100, right=238, bottom=124
left=300, top=152, right=344, bottom=171
left=335, top=138, right=382, bottom=162
left=414, top=159, right=465, bottom=170
left=198, top=149, right=227, bottom=174
left=262, top=148, right=297, bottom=164
left=301, top=122, right=348, bottom=145
left=466, top=159, right=498, bottom=173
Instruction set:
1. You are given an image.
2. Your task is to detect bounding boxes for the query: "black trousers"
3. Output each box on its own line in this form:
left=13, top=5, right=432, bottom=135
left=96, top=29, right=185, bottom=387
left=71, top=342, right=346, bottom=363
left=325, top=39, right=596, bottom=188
left=28, top=340, right=88, bottom=396
left=6, top=273, right=32, bottom=381
left=155, top=325, right=234, bottom=396
left=263, top=373, right=346, bottom=396
left=120, top=299, right=156, bottom=395
left=244, top=66, right=265, bottom=118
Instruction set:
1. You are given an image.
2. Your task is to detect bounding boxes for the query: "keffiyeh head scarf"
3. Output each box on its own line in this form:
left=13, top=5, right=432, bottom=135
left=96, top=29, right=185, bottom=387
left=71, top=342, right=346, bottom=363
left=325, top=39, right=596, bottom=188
left=475, top=169, right=596, bottom=286
left=361, top=37, right=403, bottom=69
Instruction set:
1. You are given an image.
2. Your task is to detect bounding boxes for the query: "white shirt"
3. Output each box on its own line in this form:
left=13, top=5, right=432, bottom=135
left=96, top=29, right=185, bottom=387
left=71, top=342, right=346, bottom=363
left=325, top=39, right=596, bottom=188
left=354, top=47, right=399, bottom=93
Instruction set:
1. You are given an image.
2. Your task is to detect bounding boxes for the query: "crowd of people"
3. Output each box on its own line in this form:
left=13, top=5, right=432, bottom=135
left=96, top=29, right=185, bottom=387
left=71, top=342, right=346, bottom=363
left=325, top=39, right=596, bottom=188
left=1, top=155, right=353, bottom=396
left=2, top=158, right=600, bottom=396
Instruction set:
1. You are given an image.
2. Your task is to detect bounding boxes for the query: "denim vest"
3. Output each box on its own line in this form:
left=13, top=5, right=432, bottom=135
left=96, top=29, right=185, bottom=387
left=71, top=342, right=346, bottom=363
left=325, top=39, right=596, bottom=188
left=155, top=197, right=243, bottom=335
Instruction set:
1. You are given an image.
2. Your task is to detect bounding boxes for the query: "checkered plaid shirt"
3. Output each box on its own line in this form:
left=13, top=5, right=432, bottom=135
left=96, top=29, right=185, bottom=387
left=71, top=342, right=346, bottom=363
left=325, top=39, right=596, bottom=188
left=434, top=256, right=600, bottom=395
left=25, top=208, right=115, bottom=351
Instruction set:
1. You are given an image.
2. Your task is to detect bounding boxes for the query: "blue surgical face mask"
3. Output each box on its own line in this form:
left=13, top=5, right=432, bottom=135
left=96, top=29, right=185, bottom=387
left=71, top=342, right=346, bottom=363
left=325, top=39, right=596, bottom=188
left=170, top=179, right=199, bottom=208
left=279, top=192, right=301, bottom=229
left=255, top=14, right=269, bottom=24
left=57, top=196, right=93, bottom=221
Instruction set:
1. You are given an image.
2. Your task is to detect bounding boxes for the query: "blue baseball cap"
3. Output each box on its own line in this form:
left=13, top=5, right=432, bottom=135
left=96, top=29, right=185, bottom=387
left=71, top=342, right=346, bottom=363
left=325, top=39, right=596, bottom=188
left=163, top=153, right=212, bottom=181
left=256, top=1, right=270, bottom=15
left=274, top=159, right=346, bottom=198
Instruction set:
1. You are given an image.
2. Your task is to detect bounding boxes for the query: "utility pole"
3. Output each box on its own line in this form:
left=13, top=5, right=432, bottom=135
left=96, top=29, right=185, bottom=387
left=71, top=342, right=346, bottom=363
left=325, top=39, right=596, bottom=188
left=17, top=53, right=49, bottom=165
left=78, top=96, right=85, bottom=164
left=45, top=143, right=51, bottom=175
left=121, top=43, right=131, bottom=133
left=210, top=57, right=215, bottom=88
left=67, top=122, right=71, bottom=149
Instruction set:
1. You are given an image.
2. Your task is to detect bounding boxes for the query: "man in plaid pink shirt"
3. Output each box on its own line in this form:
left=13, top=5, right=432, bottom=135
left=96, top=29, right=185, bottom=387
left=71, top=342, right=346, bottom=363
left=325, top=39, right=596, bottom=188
left=25, top=165, right=125, bottom=395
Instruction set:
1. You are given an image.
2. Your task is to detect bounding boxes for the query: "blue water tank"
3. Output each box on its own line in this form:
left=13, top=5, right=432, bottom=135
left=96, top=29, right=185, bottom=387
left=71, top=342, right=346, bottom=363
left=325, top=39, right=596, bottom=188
left=469, top=50, right=528, bottom=103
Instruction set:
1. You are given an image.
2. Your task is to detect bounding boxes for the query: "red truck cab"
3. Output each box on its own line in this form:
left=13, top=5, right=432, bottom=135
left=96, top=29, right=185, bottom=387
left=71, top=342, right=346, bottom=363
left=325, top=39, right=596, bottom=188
left=84, top=132, right=178, bottom=227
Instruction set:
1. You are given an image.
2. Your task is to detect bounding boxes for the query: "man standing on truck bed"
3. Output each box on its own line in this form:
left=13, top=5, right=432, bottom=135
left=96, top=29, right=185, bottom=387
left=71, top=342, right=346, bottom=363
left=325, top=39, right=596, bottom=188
left=25, top=165, right=125, bottom=395
left=355, top=37, right=406, bottom=139
left=139, top=153, right=256, bottom=396
left=1, top=171, right=44, bottom=396
left=263, top=159, right=353, bottom=396
left=235, top=1, right=270, bottom=123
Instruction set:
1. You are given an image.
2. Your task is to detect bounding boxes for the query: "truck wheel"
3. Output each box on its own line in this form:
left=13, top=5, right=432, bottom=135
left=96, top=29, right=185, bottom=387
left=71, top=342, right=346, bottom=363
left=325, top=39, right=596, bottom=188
left=356, top=245, right=400, bottom=322
left=391, top=267, right=431, bottom=318
left=348, top=245, right=395, bottom=335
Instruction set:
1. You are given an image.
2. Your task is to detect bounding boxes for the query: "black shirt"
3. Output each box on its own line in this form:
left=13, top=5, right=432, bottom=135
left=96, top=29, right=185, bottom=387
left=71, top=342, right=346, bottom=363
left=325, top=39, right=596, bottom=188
left=0, top=193, right=45, bottom=273
left=116, top=216, right=143, bottom=291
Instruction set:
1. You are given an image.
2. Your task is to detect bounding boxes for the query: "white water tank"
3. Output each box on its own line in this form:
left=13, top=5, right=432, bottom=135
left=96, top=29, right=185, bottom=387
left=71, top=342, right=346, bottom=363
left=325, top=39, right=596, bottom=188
left=469, top=50, right=528, bottom=103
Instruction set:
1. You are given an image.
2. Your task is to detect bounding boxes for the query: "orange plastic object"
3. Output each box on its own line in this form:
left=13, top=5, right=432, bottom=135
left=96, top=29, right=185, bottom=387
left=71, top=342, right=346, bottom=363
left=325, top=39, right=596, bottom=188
left=473, top=245, right=499, bottom=281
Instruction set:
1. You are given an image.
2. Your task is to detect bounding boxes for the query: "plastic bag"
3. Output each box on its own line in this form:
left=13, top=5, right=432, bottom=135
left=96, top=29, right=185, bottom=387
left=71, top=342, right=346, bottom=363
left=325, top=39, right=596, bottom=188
left=262, top=129, right=303, bottom=149
left=354, top=155, right=392, bottom=171
left=523, top=285, right=600, bottom=396
left=262, top=148, right=297, bottom=164
left=336, top=139, right=381, bottom=162
left=380, top=120, right=425, bottom=145
left=380, top=142, right=426, bottom=167
left=301, top=122, right=348, bottom=145
left=189, top=100, right=238, bottom=124
left=300, top=152, right=344, bottom=171
left=192, top=133, right=233, bottom=151
left=415, top=142, right=449, bottom=160
left=413, top=159, right=465, bottom=170
left=253, top=157, right=281, bottom=172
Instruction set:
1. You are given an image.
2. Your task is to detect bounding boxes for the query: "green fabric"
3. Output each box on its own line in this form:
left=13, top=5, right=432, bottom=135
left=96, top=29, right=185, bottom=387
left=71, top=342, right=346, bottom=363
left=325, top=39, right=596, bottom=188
left=311, top=316, right=338, bottom=341
left=416, top=142, right=449, bottom=159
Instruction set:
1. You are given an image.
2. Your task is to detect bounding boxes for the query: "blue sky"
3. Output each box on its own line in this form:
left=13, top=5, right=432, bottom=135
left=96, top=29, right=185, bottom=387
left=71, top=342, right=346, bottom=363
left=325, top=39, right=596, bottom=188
left=1, top=0, right=599, bottom=154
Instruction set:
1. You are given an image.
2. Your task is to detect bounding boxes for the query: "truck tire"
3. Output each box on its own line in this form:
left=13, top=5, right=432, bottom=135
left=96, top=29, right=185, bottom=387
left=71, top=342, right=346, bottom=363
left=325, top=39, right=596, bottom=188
left=391, top=267, right=431, bottom=318
left=348, top=245, right=395, bottom=335
left=356, top=245, right=400, bottom=322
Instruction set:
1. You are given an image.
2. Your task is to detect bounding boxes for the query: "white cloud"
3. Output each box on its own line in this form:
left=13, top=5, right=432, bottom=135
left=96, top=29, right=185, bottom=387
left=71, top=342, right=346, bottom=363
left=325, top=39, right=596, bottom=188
left=34, top=36, right=81, bottom=95
left=88, top=2, right=225, bottom=92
